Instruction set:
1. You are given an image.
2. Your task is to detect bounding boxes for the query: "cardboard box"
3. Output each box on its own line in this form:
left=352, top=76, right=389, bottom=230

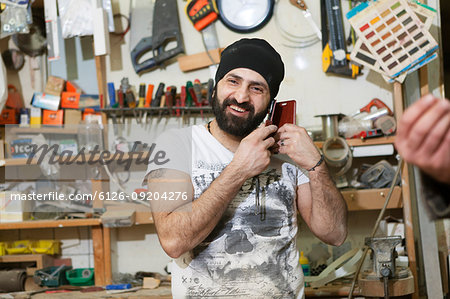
left=65, top=81, right=82, bottom=93
left=32, top=92, right=60, bottom=111
left=0, top=109, right=17, bottom=124
left=30, top=107, right=41, bottom=127
left=44, top=76, right=65, bottom=96
left=64, top=109, right=82, bottom=125
left=43, top=109, right=64, bottom=126
left=0, top=191, right=32, bottom=223
left=79, top=95, right=100, bottom=109
left=61, top=92, right=80, bottom=109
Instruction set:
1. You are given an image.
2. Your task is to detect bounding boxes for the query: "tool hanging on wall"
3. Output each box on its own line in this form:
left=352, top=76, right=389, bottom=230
left=274, top=0, right=321, bottom=48
left=185, top=0, right=220, bottom=77
left=130, top=0, right=184, bottom=74
left=216, top=0, right=274, bottom=33
left=289, top=0, right=322, bottom=40
left=321, top=0, right=361, bottom=78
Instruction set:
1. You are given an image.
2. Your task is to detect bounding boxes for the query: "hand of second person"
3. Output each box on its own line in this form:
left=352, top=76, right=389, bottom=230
left=277, top=124, right=322, bottom=170
left=395, top=95, right=450, bottom=184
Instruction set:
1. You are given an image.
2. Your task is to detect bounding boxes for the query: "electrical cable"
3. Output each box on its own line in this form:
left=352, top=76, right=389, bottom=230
left=347, top=158, right=404, bottom=299
left=111, top=13, right=130, bottom=47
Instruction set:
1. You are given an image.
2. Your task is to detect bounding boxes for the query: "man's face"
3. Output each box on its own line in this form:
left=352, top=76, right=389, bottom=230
left=212, top=68, right=272, bottom=137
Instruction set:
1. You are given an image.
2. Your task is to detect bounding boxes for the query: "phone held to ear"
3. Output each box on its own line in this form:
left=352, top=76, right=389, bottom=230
left=267, top=99, right=297, bottom=128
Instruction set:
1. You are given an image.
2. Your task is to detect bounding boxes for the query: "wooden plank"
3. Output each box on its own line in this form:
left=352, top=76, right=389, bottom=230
left=92, top=226, right=105, bottom=286
left=305, top=284, right=361, bottom=296
left=342, top=187, right=402, bottom=211
left=419, top=65, right=429, bottom=95
left=135, top=211, right=154, bottom=225
left=393, top=81, right=419, bottom=298
left=177, top=48, right=223, bottom=72
left=95, top=55, right=107, bottom=108
left=103, top=226, right=112, bottom=285
left=314, top=136, right=395, bottom=149
left=0, top=254, right=53, bottom=275
left=393, top=82, right=404, bottom=122
left=0, top=219, right=101, bottom=230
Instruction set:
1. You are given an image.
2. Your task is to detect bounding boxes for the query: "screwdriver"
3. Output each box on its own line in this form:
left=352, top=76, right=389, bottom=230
left=138, top=83, right=146, bottom=108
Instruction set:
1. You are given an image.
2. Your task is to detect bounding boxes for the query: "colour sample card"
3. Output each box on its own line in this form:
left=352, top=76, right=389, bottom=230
left=350, top=0, right=436, bottom=83
left=347, top=0, right=438, bottom=78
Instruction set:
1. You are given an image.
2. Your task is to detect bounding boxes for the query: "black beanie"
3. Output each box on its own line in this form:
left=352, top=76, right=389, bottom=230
left=215, top=38, right=285, bottom=99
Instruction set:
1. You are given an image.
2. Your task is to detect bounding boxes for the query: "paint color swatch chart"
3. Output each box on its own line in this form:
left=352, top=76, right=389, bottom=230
left=347, top=0, right=438, bottom=81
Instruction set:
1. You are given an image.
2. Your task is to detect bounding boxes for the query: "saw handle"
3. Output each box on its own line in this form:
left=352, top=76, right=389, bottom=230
left=130, top=37, right=157, bottom=74
left=360, top=98, right=393, bottom=115
left=185, top=0, right=218, bottom=31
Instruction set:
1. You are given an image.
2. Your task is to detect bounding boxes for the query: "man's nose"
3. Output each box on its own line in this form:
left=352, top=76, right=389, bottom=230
left=234, top=86, right=250, bottom=103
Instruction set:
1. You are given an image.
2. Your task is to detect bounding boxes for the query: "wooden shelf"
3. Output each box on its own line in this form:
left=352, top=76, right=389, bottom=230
left=6, top=126, right=78, bottom=135
left=0, top=254, right=54, bottom=276
left=101, top=106, right=213, bottom=117
left=0, top=218, right=101, bottom=230
left=2, top=151, right=151, bottom=167
left=342, top=186, right=402, bottom=211
left=314, top=136, right=396, bottom=148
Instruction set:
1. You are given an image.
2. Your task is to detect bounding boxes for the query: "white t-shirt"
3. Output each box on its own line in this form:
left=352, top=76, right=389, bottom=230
left=146, top=125, right=310, bottom=299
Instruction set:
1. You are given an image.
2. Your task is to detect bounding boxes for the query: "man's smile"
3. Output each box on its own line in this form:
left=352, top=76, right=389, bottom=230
left=228, top=104, right=250, bottom=116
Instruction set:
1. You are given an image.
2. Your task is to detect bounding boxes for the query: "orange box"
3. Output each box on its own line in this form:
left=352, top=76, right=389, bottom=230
left=61, top=92, right=80, bottom=109
left=65, top=81, right=82, bottom=93
left=43, top=110, right=64, bottom=126
left=0, top=109, right=17, bottom=124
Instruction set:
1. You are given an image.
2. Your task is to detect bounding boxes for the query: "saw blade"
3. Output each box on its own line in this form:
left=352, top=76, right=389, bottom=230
left=129, top=0, right=155, bottom=52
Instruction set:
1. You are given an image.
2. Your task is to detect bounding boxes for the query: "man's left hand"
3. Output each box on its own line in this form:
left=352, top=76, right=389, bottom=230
left=277, top=124, right=322, bottom=170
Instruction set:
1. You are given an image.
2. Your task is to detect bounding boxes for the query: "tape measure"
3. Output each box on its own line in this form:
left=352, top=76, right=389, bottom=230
left=185, top=0, right=218, bottom=31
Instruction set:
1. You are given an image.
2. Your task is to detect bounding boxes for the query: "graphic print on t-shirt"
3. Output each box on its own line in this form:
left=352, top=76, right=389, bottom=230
left=179, top=159, right=304, bottom=298
left=146, top=125, right=308, bottom=298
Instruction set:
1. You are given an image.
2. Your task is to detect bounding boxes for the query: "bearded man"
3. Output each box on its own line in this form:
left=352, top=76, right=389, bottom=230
left=145, top=38, right=347, bottom=299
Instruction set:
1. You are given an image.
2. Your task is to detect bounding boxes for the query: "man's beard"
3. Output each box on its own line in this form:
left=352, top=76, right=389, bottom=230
left=211, top=89, right=270, bottom=137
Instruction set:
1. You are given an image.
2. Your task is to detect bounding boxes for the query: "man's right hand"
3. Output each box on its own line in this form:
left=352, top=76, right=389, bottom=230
left=230, top=124, right=277, bottom=179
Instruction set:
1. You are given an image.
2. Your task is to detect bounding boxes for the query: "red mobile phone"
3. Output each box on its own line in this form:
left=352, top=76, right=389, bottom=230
left=269, top=99, right=297, bottom=128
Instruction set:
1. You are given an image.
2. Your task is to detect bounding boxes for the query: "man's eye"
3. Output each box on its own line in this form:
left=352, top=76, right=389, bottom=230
left=252, top=87, right=263, bottom=93
left=228, top=79, right=238, bottom=84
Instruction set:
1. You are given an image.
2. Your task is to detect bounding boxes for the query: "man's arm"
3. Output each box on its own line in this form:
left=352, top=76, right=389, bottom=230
left=148, top=125, right=277, bottom=258
left=296, top=165, right=347, bottom=246
left=277, top=124, right=347, bottom=246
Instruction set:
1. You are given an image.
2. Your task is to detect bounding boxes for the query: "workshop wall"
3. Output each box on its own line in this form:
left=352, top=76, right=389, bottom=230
left=104, top=0, right=394, bottom=275
left=2, top=0, right=446, bottom=279
left=106, top=0, right=394, bottom=129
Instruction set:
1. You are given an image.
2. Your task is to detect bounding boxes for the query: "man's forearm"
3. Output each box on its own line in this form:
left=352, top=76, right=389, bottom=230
left=151, top=163, right=247, bottom=258
left=308, top=165, right=348, bottom=246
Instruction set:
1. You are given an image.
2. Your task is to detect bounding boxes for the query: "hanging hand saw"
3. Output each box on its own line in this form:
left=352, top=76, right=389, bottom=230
left=130, top=0, right=184, bottom=74
left=185, top=0, right=220, bottom=77
left=321, top=0, right=360, bottom=78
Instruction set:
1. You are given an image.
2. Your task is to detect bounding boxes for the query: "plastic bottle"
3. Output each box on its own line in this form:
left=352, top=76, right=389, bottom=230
left=299, top=251, right=310, bottom=277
